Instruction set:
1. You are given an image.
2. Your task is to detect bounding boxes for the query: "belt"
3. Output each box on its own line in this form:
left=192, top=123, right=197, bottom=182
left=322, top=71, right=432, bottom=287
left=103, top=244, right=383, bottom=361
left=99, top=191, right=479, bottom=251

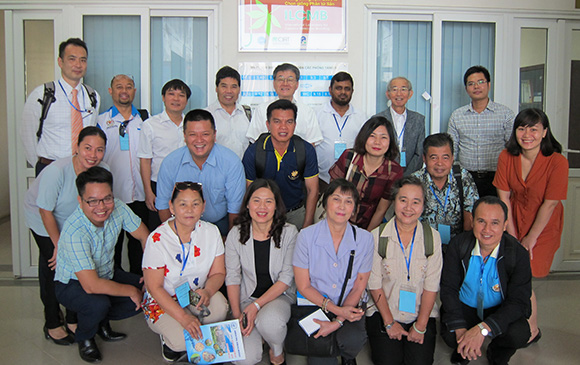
left=38, top=157, right=55, bottom=165
left=468, top=170, right=495, bottom=179
left=287, top=202, right=304, bottom=212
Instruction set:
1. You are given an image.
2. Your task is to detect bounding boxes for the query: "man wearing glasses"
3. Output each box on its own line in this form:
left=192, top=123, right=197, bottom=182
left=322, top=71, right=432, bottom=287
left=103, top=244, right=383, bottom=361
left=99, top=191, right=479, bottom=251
left=448, top=66, right=515, bottom=197
left=245, top=63, right=323, bottom=145
left=375, top=76, right=425, bottom=176
left=55, top=167, right=149, bottom=363
left=97, top=74, right=148, bottom=275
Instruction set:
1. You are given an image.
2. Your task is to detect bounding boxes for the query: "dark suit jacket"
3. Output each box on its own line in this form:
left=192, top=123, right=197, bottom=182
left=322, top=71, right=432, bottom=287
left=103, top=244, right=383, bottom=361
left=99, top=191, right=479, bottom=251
left=374, top=108, right=425, bottom=176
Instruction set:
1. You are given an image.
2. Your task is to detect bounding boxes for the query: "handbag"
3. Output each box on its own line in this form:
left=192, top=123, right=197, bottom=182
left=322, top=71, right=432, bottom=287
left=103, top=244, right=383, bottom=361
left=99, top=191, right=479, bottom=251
left=285, top=234, right=356, bottom=357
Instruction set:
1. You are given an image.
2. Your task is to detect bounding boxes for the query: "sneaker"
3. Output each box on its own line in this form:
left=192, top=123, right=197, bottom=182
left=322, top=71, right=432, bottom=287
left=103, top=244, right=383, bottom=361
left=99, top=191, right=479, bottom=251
left=160, top=337, right=186, bottom=362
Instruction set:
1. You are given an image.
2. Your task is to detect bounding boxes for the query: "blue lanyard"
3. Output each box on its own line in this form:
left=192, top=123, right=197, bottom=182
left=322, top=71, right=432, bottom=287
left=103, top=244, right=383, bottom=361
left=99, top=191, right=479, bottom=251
left=174, top=220, right=192, bottom=277
left=333, top=114, right=349, bottom=138
left=58, top=80, right=91, bottom=114
left=429, top=175, right=451, bottom=212
left=395, top=220, right=417, bottom=281
left=397, top=122, right=406, bottom=142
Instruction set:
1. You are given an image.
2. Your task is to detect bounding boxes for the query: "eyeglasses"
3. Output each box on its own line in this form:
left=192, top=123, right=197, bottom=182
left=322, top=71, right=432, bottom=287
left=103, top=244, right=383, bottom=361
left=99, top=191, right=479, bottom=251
left=83, top=195, right=114, bottom=207
left=388, top=87, right=409, bottom=93
left=275, top=76, right=297, bottom=84
left=466, top=79, right=488, bottom=87
left=119, top=120, right=130, bottom=137
left=175, top=181, right=202, bottom=191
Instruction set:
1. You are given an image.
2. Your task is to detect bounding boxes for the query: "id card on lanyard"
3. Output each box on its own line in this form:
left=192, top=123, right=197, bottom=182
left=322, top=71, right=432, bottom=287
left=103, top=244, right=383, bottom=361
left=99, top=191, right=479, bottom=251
left=430, top=177, right=452, bottom=244
left=333, top=114, right=349, bottom=159
left=395, top=220, right=417, bottom=314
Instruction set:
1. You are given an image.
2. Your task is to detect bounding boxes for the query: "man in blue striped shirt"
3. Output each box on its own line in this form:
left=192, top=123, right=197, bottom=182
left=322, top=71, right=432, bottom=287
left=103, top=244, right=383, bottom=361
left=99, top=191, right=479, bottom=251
left=448, top=66, right=515, bottom=198
left=55, top=167, right=149, bottom=363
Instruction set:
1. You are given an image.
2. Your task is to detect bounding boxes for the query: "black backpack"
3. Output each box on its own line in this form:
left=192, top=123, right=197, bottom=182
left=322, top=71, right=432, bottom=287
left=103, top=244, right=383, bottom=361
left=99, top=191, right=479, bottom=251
left=36, top=81, right=98, bottom=141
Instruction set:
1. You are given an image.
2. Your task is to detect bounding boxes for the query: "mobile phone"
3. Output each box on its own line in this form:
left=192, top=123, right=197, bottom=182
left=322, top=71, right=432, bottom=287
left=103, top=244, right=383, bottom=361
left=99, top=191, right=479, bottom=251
left=242, top=312, right=248, bottom=329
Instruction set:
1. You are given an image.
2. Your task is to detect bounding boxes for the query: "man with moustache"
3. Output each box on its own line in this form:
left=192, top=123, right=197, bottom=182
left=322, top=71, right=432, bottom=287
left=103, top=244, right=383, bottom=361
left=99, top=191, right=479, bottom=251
left=97, top=74, right=148, bottom=274
left=316, top=72, right=366, bottom=192
left=375, top=77, right=425, bottom=175
left=21, top=38, right=100, bottom=176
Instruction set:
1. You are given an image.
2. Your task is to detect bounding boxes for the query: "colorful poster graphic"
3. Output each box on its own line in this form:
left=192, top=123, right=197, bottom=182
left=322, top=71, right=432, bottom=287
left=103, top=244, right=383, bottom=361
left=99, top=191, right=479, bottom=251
left=238, top=62, right=348, bottom=109
left=184, top=320, right=245, bottom=364
left=239, top=0, right=346, bottom=52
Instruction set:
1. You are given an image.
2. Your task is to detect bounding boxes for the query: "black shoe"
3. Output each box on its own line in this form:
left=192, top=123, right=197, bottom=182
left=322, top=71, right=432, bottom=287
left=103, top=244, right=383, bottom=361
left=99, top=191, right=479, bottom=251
left=341, top=357, right=357, bottom=365
left=450, top=351, right=470, bottom=365
left=43, top=326, right=75, bottom=346
left=524, top=328, right=542, bottom=348
left=78, top=338, right=102, bottom=363
left=97, top=322, right=126, bottom=342
left=162, top=343, right=186, bottom=362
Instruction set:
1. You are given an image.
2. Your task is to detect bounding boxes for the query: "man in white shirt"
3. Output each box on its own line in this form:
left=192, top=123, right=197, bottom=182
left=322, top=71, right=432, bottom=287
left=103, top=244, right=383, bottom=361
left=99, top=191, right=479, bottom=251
left=20, top=38, right=100, bottom=176
left=375, top=77, right=425, bottom=176
left=97, top=74, right=148, bottom=275
left=206, top=66, right=250, bottom=160
left=245, top=63, right=323, bottom=145
left=137, top=79, right=191, bottom=230
left=316, top=72, right=366, bottom=191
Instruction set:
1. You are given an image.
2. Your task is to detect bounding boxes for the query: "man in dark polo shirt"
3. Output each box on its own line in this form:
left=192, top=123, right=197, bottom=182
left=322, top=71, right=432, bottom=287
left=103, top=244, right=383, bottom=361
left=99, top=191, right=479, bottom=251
left=242, top=99, right=319, bottom=229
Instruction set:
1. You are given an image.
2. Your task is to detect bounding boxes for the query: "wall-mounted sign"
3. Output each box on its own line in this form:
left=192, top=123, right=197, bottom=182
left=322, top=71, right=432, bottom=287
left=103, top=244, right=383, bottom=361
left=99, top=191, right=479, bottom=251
left=239, top=0, right=346, bottom=52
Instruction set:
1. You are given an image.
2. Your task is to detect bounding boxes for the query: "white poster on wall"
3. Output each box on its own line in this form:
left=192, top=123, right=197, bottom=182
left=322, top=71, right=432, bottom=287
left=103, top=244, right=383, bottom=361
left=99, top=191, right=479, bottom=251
left=239, top=0, right=347, bottom=52
left=238, top=62, right=348, bottom=110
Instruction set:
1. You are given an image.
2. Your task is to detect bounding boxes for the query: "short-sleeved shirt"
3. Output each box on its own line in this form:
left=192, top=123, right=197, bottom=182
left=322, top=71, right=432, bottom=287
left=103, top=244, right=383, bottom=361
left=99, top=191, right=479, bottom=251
left=141, top=219, right=224, bottom=323
left=329, top=149, right=403, bottom=229
left=448, top=100, right=515, bottom=172
left=97, top=105, right=145, bottom=203
left=367, top=218, right=443, bottom=323
left=293, top=219, right=374, bottom=304
left=242, top=135, right=319, bottom=211
left=55, top=199, right=141, bottom=284
left=459, top=242, right=502, bottom=310
left=412, top=166, right=479, bottom=237
left=24, top=156, right=108, bottom=236
left=316, top=101, right=366, bottom=183
left=155, top=144, right=245, bottom=223
left=137, top=110, right=185, bottom=182
left=206, top=101, right=250, bottom=160
left=246, top=98, right=323, bottom=145
left=20, top=78, right=101, bottom=166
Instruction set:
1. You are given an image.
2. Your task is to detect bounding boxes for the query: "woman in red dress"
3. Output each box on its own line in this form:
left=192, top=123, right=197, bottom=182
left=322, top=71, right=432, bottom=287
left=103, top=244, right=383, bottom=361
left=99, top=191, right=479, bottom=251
left=494, top=108, right=568, bottom=345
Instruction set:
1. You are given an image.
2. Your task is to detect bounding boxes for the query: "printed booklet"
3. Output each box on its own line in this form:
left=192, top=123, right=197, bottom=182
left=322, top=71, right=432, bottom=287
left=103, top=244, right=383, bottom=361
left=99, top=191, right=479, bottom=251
left=183, top=319, right=245, bottom=364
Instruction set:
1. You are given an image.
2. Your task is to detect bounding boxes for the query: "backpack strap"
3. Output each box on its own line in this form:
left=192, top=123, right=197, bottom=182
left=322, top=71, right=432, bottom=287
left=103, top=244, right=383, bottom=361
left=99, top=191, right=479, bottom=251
left=82, top=83, right=98, bottom=109
left=291, top=135, right=306, bottom=178
left=138, top=108, right=149, bottom=121
left=453, top=164, right=465, bottom=229
left=378, top=221, right=433, bottom=259
left=254, top=132, right=270, bottom=178
left=242, top=104, right=252, bottom=121
left=36, top=81, right=56, bottom=141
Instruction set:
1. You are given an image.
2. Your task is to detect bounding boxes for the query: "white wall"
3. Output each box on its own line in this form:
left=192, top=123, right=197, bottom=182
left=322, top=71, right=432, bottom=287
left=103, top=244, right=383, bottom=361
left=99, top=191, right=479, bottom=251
left=0, top=11, right=9, bottom=220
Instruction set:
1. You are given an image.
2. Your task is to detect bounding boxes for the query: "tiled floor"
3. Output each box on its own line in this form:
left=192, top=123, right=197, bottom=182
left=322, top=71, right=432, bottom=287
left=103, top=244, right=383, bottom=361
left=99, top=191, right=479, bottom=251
left=1, top=219, right=579, bottom=364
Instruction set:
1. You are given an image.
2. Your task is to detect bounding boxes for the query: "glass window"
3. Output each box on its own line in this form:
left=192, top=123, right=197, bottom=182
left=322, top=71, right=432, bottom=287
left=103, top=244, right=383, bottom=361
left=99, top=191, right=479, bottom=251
left=440, top=21, right=495, bottom=132
left=519, top=28, right=547, bottom=111
left=24, top=20, right=54, bottom=98
left=83, top=15, right=141, bottom=111
left=376, top=20, right=432, bottom=133
left=568, top=29, right=580, bottom=169
left=150, top=17, right=208, bottom=115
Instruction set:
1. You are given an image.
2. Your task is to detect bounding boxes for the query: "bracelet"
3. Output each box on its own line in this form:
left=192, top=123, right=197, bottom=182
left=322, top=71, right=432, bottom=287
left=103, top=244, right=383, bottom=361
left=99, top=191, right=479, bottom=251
left=333, top=318, right=344, bottom=327
left=253, top=301, right=261, bottom=311
left=322, top=298, right=331, bottom=313
left=412, top=322, right=426, bottom=334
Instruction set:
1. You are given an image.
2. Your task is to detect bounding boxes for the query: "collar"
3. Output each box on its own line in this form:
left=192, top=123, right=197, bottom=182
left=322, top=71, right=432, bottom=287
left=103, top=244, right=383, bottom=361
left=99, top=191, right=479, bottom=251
left=182, top=144, right=218, bottom=168
left=473, top=240, right=500, bottom=259
left=424, top=168, right=451, bottom=191
left=161, top=110, right=184, bottom=126
left=110, top=105, right=139, bottom=119
left=58, top=77, right=82, bottom=95
left=324, top=99, right=354, bottom=117
left=390, top=106, right=407, bottom=119
left=468, top=99, right=495, bottom=113
left=314, top=219, right=358, bottom=259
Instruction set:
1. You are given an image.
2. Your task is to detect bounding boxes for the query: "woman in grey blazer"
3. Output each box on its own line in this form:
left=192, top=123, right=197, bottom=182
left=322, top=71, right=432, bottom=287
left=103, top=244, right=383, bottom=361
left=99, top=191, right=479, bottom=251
left=225, top=179, right=298, bottom=365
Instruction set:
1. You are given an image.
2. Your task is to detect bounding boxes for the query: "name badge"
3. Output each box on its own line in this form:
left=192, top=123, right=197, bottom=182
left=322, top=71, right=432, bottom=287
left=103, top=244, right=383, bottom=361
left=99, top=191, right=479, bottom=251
left=334, top=141, right=347, bottom=160
left=175, top=281, right=191, bottom=308
left=399, top=286, right=416, bottom=314
left=119, top=133, right=130, bottom=151
left=400, top=150, right=407, bottom=168
left=438, top=224, right=451, bottom=245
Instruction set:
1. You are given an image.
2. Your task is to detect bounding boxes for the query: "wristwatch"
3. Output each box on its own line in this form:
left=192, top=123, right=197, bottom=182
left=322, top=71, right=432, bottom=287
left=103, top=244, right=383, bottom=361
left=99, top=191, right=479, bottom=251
left=385, top=321, right=395, bottom=330
left=478, top=322, right=489, bottom=336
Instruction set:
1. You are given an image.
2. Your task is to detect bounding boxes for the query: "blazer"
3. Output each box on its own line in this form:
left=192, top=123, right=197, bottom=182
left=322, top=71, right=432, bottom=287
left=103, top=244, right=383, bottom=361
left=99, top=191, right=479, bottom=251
left=225, top=223, right=298, bottom=303
left=375, top=108, right=425, bottom=176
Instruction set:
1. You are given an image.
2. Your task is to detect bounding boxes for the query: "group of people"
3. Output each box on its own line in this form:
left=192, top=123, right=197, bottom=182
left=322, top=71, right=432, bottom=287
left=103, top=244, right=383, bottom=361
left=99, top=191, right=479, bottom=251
left=19, top=37, right=568, bottom=365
